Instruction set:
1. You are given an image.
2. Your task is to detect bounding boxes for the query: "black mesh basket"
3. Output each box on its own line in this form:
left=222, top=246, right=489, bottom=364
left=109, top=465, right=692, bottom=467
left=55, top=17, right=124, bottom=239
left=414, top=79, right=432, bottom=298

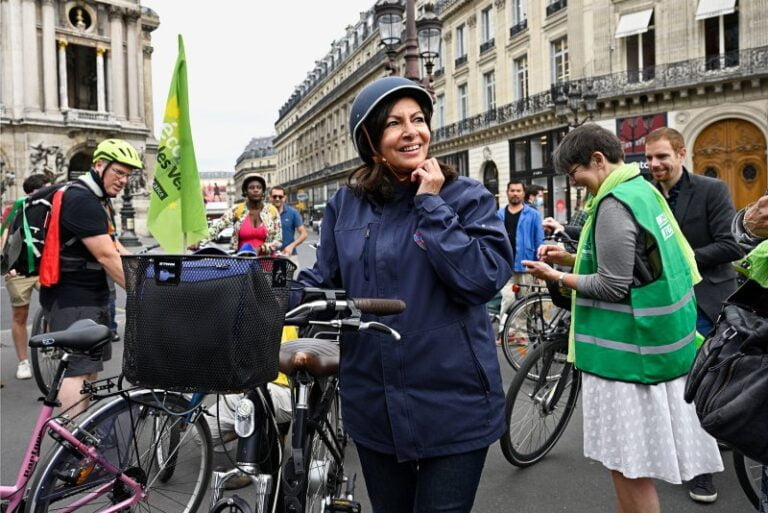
left=122, top=254, right=296, bottom=393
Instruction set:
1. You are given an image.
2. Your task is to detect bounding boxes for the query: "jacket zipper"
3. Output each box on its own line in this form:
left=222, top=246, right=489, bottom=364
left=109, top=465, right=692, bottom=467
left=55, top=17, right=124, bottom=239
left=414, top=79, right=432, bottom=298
left=462, top=323, right=490, bottom=395
left=361, top=224, right=371, bottom=281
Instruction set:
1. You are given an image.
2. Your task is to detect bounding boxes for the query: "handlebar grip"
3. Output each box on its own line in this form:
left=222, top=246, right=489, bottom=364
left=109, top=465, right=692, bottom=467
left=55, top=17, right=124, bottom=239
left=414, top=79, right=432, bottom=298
left=352, top=298, right=406, bottom=315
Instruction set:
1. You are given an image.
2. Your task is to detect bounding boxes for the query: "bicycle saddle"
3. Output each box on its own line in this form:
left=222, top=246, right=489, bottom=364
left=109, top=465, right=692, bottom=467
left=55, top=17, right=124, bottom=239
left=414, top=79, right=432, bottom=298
left=279, top=339, right=340, bottom=378
left=29, top=319, right=111, bottom=352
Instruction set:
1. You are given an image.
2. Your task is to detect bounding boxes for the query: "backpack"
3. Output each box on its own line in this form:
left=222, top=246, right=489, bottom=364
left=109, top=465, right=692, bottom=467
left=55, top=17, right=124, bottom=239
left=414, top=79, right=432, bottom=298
left=0, top=181, right=89, bottom=276
left=684, top=279, right=768, bottom=465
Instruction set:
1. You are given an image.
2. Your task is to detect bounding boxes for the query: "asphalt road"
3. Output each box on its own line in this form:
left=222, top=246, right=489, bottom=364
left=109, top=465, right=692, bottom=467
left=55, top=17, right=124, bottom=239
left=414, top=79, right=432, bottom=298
left=0, top=233, right=757, bottom=512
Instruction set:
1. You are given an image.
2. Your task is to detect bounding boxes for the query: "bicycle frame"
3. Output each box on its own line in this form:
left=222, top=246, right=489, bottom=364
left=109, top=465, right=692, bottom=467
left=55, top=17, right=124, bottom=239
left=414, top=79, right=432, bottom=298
left=1, top=356, right=144, bottom=513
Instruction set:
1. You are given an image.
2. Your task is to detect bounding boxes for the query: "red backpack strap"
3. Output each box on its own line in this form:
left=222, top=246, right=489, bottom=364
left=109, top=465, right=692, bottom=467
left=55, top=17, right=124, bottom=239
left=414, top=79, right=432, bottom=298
left=39, top=189, right=65, bottom=287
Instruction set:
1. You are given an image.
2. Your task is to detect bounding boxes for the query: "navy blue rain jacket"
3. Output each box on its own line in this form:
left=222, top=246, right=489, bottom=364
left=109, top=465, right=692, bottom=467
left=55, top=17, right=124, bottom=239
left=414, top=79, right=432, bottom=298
left=299, top=177, right=514, bottom=461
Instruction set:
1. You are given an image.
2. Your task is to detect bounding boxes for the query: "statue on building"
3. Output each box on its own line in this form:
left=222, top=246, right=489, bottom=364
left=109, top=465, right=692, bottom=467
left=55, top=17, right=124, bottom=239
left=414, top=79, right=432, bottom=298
left=29, top=143, right=67, bottom=183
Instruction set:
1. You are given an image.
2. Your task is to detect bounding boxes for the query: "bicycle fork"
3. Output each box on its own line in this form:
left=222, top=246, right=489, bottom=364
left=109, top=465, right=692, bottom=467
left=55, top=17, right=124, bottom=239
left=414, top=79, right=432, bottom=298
left=209, top=388, right=275, bottom=513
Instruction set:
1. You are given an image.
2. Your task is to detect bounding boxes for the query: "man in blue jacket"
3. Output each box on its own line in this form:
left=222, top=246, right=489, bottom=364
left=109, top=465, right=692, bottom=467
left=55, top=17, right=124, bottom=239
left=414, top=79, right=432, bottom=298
left=496, top=180, right=544, bottom=317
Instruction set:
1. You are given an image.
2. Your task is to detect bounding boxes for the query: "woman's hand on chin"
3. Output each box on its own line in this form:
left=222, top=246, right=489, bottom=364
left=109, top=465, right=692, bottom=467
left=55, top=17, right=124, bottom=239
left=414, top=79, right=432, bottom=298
left=412, top=158, right=444, bottom=195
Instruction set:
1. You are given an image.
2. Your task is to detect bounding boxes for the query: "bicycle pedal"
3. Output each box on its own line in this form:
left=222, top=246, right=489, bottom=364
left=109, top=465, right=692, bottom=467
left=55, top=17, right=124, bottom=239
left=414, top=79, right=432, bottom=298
left=327, top=498, right=361, bottom=513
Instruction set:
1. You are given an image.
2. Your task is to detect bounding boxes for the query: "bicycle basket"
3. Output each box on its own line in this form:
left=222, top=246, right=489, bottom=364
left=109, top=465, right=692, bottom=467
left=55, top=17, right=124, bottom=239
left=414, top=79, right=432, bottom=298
left=122, top=254, right=296, bottom=393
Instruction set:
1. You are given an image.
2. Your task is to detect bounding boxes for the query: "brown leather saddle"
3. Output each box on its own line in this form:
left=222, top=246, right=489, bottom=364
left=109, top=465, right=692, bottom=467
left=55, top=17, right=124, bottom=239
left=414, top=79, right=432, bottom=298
left=279, top=338, right=340, bottom=378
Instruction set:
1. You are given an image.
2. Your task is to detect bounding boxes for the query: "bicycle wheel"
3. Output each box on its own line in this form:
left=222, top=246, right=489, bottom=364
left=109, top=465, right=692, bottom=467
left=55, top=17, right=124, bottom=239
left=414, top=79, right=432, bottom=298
left=284, top=381, right=346, bottom=513
left=500, top=293, right=563, bottom=372
left=27, top=390, right=212, bottom=512
left=500, top=338, right=580, bottom=467
left=733, top=451, right=761, bottom=510
left=29, top=309, right=62, bottom=396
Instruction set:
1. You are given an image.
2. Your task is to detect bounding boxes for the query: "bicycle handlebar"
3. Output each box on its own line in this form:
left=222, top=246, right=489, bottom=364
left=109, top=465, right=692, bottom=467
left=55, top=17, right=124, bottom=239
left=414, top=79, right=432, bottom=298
left=352, top=298, right=406, bottom=315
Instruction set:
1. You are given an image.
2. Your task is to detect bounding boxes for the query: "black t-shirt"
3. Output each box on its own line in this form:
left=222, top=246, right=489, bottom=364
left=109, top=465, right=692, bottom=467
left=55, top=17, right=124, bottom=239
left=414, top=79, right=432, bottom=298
left=504, top=208, right=522, bottom=251
left=40, top=186, right=113, bottom=308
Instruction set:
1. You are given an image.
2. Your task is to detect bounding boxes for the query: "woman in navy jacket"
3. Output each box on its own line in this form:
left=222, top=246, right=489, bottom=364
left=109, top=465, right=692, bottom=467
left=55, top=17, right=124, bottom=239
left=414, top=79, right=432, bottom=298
left=298, top=77, right=514, bottom=512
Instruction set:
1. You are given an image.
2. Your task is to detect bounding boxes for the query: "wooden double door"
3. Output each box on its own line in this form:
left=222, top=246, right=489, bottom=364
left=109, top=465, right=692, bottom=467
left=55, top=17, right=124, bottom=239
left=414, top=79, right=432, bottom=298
left=693, top=119, right=767, bottom=210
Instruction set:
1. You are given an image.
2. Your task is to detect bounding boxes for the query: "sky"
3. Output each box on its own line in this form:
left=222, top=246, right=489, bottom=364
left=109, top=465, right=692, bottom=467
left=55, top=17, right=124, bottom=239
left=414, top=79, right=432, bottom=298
left=142, top=0, right=374, bottom=171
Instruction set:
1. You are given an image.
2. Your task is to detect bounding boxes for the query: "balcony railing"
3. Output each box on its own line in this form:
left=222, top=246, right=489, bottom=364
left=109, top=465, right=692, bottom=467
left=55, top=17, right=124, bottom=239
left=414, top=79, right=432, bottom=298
left=432, top=46, right=768, bottom=144
left=510, top=19, right=528, bottom=38
left=64, top=109, right=114, bottom=123
left=454, top=54, right=468, bottom=68
left=480, top=39, right=495, bottom=54
left=434, top=68, right=445, bottom=79
left=546, top=0, right=567, bottom=16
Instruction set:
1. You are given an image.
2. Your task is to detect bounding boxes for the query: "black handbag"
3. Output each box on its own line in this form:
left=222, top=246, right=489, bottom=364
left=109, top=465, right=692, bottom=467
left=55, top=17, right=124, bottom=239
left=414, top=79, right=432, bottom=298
left=684, top=279, right=768, bottom=465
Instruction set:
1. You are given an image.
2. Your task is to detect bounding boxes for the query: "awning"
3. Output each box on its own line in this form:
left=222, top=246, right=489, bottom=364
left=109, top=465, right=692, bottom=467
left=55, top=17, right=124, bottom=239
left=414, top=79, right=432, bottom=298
left=614, top=9, right=654, bottom=38
left=695, top=0, right=736, bottom=20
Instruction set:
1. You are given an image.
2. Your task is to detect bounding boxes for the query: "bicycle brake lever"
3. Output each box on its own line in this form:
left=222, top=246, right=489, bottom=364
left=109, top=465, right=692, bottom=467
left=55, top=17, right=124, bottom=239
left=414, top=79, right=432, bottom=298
left=359, top=321, right=401, bottom=341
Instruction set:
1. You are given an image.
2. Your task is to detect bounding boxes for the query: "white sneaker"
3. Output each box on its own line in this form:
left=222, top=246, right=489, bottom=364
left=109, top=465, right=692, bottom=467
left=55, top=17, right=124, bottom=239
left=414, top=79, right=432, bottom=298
left=16, top=359, right=32, bottom=380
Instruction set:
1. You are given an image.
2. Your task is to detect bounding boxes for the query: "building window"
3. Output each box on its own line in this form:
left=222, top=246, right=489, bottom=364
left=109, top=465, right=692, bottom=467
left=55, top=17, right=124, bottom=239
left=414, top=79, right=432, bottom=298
left=481, top=6, right=494, bottom=44
left=514, top=55, right=529, bottom=100
left=546, top=0, right=567, bottom=17
left=625, top=14, right=655, bottom=82
left=483, top=71, right=496, bottom=111
left=704, top=8, right=739, bottom=70
left=455, top=24, right=466, bottom=58
left=510, top=0, right=527, bottom=36
left=550, top=37, right=569, bottom=84
left=457, top=83, right=468, bottom=120
left=436, top=94, right=445, bottom=129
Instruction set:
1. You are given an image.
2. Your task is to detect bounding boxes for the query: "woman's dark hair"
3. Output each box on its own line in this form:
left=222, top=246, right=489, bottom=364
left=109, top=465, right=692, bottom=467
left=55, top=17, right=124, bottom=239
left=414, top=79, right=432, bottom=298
left=553, top=123, right=624, bottom=175
left=348, top=91, right=457, bottom=202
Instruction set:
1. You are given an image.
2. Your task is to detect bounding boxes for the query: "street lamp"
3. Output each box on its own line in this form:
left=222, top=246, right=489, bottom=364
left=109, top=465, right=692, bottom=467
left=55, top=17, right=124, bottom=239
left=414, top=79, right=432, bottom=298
left=554, top=81, right=598, bottom=127
left=118, top=170, right=141, bottom=247
left=375, top=0, right=442, bottom=96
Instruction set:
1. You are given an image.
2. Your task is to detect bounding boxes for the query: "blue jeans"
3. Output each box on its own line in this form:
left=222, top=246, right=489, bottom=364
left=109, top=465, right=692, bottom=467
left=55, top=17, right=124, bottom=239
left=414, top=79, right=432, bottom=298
left=696, top=308, right=714, bottom=338
left=355, top=444, right=488, bottom=513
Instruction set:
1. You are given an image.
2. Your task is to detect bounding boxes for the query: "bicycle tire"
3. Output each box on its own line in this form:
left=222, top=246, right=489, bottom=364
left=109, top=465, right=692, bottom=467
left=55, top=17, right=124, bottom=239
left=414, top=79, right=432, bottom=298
left=29, top=309, right=62, bottom=397
left=26, top=390, right=212, bottom=513
left=500, top=293, right=561, bottom=372
left=283, top=381, right=346, bottom=513
left=733, top=451, right=761, bottom=510
left=500, top=338, right=580, bottom=467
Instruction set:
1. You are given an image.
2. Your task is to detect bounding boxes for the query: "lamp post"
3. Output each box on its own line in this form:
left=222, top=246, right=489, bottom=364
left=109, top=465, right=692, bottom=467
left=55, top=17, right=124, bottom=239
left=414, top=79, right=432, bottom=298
left=554, top=81, right=598, bottom=128
left=374, top=0, right=442, bottom=96
left=118, top=174, right=141, bottom=247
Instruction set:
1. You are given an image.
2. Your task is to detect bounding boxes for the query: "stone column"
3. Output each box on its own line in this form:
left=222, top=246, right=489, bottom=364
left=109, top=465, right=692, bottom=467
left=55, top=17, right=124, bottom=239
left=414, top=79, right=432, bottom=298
left=109, top=6, right=126, bottom=119
left=41, top=0, right=57, bottom=113
left=57, top=39, right=69, bottom=111
left=125, top=10, right=140, bottom=121
left=96, top=47, right=106, bottom=112
left=21, top=0, right=40, bottom=111
left=4, top=0, right=25, bottom=118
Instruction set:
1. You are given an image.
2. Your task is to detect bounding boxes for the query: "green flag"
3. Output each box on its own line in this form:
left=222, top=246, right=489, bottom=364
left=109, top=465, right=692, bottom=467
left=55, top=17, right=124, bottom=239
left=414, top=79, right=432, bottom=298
left=147, top=35, right=208, bottom=253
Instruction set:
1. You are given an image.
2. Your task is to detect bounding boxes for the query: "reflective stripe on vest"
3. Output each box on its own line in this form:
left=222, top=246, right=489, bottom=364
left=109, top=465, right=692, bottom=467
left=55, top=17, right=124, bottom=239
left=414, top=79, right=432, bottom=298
left=574, top=328, right=696, bottom=355
left=574, top=288, right=694, bottom=317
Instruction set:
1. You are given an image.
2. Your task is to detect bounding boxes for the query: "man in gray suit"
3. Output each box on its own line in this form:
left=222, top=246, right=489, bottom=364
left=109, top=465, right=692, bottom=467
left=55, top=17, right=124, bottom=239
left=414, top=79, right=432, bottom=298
left=646, top=127, right=744, bottom=504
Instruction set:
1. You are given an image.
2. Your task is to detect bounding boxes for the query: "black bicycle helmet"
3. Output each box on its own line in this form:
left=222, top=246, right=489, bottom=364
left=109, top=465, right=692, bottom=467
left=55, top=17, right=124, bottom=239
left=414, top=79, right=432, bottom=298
left=349, top=77, right=433, bottom=163
left=241, top=172, right=267, bottom=196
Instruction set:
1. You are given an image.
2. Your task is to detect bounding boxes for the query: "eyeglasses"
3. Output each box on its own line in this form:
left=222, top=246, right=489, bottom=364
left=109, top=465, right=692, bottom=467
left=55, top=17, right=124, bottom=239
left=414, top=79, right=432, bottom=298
left=566, top=164, right=582, bottom=178
left=271, top=195, right=284, bottom=199
left=110, top=168, right=132, bottom=180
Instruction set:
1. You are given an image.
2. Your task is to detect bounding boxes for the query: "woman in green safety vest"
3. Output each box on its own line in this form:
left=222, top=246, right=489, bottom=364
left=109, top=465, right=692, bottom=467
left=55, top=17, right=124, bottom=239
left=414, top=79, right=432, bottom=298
left=523, top=124, right=723, bottom=513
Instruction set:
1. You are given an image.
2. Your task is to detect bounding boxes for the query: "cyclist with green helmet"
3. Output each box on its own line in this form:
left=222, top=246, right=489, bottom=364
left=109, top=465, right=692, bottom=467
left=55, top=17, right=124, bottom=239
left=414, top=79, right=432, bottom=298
left=39, top=138, right=143, bottom=416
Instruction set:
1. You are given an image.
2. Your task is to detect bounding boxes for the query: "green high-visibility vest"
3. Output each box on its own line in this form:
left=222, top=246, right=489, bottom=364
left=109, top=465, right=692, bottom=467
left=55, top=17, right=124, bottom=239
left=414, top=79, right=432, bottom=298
left=573, top=177, right=697, bottom=384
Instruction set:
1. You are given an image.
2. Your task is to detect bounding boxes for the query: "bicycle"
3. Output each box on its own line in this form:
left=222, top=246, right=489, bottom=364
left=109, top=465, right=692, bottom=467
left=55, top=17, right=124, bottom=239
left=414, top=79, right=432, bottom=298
left=1, top=319, right=213, bottom=512
left=207, top=288, right=404, bottom=513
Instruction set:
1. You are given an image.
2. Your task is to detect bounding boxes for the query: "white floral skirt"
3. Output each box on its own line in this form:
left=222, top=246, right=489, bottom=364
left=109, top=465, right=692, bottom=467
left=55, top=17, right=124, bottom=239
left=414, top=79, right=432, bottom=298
left=582, top=373, right=724, bottom=484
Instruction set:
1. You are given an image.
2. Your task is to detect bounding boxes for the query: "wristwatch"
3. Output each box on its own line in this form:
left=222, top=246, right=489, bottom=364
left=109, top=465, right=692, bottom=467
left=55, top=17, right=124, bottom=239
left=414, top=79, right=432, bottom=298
left=557, top=272, right=566, bottom=289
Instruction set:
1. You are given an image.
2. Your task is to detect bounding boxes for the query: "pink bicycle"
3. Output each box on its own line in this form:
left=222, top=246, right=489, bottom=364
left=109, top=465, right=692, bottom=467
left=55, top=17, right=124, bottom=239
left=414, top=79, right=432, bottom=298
left=1, top=319, right=212, bottom=512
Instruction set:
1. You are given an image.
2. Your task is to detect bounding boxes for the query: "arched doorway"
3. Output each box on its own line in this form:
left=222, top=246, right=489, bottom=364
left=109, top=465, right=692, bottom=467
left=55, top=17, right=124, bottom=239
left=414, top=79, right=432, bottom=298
left=68, top=152, right=92, bottom=180
left=482, top=161, right=499, bottom=205
left=693, top=119, right=767, bottom=210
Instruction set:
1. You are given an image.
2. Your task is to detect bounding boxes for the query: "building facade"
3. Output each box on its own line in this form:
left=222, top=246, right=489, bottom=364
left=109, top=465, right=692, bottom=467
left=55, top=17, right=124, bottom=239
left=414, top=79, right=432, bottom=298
left=275, top=0, right=768, bottom=223
left=0, top=0, right=159, bottom=216
left=234, top=136, right=278, bottom=195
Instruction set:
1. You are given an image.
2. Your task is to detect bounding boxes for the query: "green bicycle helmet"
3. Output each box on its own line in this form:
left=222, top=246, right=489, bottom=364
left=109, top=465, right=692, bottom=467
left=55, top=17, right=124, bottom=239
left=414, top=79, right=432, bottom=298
left=92, top=139, right=143, bottom=169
